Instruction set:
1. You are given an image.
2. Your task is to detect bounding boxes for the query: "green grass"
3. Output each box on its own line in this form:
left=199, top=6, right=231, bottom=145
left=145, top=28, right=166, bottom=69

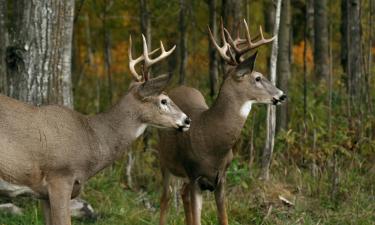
left=0, top=156, right=374, bottom=225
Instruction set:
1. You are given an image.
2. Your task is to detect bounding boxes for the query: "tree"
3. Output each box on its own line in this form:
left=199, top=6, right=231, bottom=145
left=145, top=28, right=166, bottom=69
left=314, top=0, right=329, bottom=81
left=0, top=0, right=7, bottom=94
left=179, top=0, right=188, bottom=84
left=347, top=0, right=362, bottom=109
left=276, top=0, right=291, bottom=132
left=221, top=0, right=243, bottom=34
left=208, top=0, right=218, bottom=97
left=261, top=0, right=282, bottom=181
left=6, top=0, right=74, bottom=107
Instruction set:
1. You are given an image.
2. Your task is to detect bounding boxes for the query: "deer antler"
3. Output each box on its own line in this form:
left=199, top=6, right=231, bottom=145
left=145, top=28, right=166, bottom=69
left=209, top=19, right=276, bottom=65
left=128, top=35, right=176, bottom=82
left=208, top=19, right=235, bottom=65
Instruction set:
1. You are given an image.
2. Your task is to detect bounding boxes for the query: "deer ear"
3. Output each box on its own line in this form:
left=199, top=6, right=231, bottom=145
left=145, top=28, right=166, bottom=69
left=138, top=74, right=171, bottom=97
left=235, top=51, right=258, bottom=77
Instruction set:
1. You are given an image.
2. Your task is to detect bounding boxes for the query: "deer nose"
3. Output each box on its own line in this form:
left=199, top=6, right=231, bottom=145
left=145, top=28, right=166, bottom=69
left=184, top=117, right=191, bottom=125
left=279, top=94, right=287, bottom=102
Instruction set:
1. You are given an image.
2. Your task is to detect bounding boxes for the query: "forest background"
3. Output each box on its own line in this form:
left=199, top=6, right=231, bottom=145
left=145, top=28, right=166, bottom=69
left=0, top=0, right=374, bottom=224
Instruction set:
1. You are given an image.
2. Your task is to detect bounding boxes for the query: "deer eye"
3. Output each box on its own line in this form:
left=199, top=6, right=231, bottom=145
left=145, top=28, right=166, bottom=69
left=161, top=99, right=168, bottom=105
left=255, top=77, right=261, bottom=82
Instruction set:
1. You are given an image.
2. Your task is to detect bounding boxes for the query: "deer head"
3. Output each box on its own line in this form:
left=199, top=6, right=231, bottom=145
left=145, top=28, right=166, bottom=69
left=209, top=19, right=286, bottom=106
left=128, top=35, right=191, bottom=131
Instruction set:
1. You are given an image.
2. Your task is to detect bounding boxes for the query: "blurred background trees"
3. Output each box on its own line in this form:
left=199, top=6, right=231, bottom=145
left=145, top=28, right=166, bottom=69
left=0, top=0, right=374, bottom=224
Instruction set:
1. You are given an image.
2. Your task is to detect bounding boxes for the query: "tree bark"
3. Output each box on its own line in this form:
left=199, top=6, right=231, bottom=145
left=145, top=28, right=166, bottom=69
left=208, top=0, right=218, bottom=97
left=261, top=0, right=282, bottom=181
left=140, top=0, right=151, bottom=53
left=179, top=0, right=188, bottom=84
left=276, top=0, right=291, bottom=132
left=0, top=0, right=7, bottom=94
left=6, top=0, right=74, bottom=108
left=221, top=0, right=243, bottom=35
left=264, top=0, right=276, bottom=34
left=103, top=0, right=113, bottom=105
left=347, top=0, right=362, bottom=108
left=313, top=0, right=329, bottom=81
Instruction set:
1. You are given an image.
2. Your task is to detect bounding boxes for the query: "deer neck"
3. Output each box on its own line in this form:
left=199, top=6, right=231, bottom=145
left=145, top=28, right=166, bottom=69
left=88, top=93, right=146, bottom=174
left=201, top=79, right=252, bottom=156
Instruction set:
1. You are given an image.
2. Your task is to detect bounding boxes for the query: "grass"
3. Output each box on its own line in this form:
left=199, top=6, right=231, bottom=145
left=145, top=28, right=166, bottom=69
left=0, top=154, right=374, bottom=225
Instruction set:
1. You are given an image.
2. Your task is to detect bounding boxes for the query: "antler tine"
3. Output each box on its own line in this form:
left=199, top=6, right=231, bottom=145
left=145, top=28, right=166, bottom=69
left=128, top=35, right=142, bottom=82
left=143, top=34, right=176, bottom=71
left=223, top=19, right=276, bottom=63
left=128, top=35, right=160, bottom=82
left=208, top=21, right=232, bottom=63
left=245, top=20, right=276, bottom=50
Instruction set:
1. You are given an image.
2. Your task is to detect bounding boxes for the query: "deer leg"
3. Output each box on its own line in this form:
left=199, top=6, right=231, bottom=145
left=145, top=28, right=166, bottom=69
left=181, top=182, right=193, bottom=225
left=214, top=178, right=228, bottom=225
left=159, top=169, right=171, bottom=225
left=190, top=182, right=202, bottom=225
left=47, top=176, right=74, bottom=225
left=41, top=200, right=52, bottom=225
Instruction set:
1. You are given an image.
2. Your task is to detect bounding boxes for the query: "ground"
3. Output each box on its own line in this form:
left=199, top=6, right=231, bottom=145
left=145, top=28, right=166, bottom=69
left=0, top=155, right=374, bottom=225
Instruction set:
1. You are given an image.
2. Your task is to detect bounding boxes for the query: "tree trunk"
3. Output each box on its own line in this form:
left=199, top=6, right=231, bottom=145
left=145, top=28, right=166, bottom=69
left=221, top=0, right=243, bottom=35
left=340, top=0, right=348, bottom=75
left=179, top=0, right=188, bottom=84
left=264, top=0, right=276, bottom=34
left=0, top=0, right=7, bottom=94
left=348, top=0, right=362, bottom=109
left=313, top=0, right=329, bottom=82
left=276, top=0, right=291, bottom=132
left=103, top=0, right=113, bottom=105
left=208, top=0, right=218, bottom=97
left=6, top=0, right=74, bottom=108
left=261, top=0, right=282, bottom=181
left=140, top=0, right=151, bottom=54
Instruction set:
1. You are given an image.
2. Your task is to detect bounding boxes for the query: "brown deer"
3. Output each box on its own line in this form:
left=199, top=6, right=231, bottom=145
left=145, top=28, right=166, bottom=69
left=157, top=20, right=286, bottom=225
left=0, top=35, right=191, bottom=225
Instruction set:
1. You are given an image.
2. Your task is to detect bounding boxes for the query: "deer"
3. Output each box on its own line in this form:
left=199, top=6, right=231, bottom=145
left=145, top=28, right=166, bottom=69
left=0, top=34, right=191, bottom=225
left=157, top=19, right=286, bottom=225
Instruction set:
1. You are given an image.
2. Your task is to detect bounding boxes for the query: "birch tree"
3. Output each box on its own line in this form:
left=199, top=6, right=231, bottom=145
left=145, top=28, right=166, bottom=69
left=261, top=0, right=282, bottom=181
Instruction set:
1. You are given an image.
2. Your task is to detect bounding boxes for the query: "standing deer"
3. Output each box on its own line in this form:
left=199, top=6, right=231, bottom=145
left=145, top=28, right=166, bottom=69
left=157, top=20, right=286, bottom=225
left=0, top=35, right=191, bottom=225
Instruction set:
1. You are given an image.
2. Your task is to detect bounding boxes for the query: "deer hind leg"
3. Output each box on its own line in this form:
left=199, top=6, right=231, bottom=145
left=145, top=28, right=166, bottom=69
left=159, top=169, right=171, bottom=225
left=181, top=182, right=193, bottom=225
left=47, top=176, right=74, bottom=225
left=190, top=182, right=203, bottom=225
left=214, top=177, right=228, bottom=225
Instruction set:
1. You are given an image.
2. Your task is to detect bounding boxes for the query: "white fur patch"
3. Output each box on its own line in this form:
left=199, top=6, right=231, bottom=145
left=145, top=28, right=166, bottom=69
left=135, top=124, right=147, bottom=138
left=240, top=101, right=254, bottom=118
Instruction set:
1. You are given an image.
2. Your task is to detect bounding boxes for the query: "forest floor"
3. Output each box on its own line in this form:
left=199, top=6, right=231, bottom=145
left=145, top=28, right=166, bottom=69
left=0, top=155, right=374, bottom=225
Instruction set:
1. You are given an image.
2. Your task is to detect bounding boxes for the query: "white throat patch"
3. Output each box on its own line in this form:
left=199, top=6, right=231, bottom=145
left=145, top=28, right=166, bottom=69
left=240, top=101, right=254, bottom=118
left=135, top=124, right=147, bottom=138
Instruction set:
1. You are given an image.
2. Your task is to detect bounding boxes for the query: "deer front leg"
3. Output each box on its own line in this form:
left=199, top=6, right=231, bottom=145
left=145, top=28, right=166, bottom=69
left=190, top=182, right=202, bottom=225
left=181, top=182, right=192, bottom=225
left=42, top=200, right=52, bottom=225
left=159, top=169, right=171, bottom=225
left=214, top=178, right=228, bottom=225
left=47, top=176, right=74, bottom=225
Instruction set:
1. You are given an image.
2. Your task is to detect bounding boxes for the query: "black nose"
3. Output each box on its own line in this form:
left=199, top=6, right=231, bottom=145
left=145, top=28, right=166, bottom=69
left=184, top=117, right=191, bottom=125
left=279, top=94, right=287, bottom=101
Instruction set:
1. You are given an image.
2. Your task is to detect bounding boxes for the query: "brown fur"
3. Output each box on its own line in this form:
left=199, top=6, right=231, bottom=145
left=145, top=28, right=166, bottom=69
left=158, top=53, right=285, bottom=225
left=0, top=78, right=189, bottom=225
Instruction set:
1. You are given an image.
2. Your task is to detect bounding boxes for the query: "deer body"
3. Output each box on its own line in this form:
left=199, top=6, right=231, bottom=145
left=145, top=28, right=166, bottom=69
left=0, top=92, right=150, bottom=198
left=158, top=20, right=286, bottom=225
left=0, top=35, right=190, bottom=225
